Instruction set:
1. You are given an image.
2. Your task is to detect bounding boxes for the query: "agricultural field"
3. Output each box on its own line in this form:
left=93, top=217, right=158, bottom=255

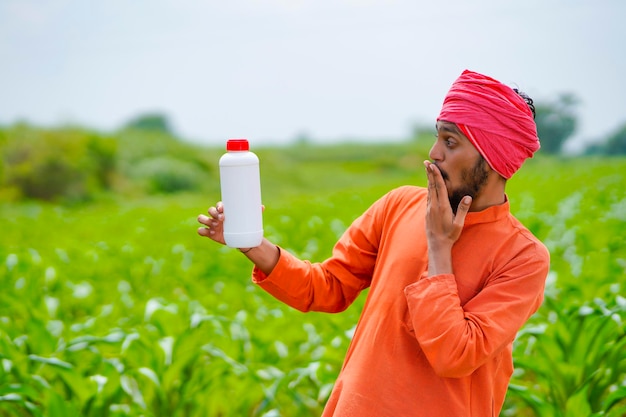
left=0, top=141, right=625, bottom=416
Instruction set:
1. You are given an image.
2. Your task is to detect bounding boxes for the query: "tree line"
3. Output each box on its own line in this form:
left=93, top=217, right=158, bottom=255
left=0, top=114, right=217, bottom=203
left=533, top=93, right=626, bottom=155
left=1, top=99, right=625, bottom=203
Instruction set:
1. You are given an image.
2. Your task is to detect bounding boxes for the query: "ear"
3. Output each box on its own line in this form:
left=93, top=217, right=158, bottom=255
left=487, top=168, right=506, bottom=184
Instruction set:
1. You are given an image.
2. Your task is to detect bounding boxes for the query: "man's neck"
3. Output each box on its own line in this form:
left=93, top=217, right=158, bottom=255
left=469, top=175, right=506, bottom=212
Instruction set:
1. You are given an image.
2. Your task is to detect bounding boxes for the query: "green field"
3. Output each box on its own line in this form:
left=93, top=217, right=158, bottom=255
left=1, top=141, right=625, bottom=416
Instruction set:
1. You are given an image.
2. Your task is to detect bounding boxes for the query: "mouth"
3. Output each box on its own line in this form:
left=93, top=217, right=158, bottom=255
left=434, top=163, right=450, bottom=181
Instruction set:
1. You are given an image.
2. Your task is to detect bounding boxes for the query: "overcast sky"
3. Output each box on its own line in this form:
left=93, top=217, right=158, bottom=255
left=1, top=0, right=625, bottom=151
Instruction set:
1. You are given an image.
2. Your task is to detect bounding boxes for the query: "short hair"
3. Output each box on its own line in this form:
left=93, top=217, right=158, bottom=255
left=513, top=88, right=536, bottom=119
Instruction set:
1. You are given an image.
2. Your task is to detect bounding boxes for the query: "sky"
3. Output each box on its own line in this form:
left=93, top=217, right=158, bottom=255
left=1, top=0, right=625, bottom=152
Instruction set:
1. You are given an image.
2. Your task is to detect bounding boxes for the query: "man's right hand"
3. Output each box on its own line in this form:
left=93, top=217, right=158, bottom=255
left=197, top=201, right=226, bottom=245
left=197, top=202, right=280, bottom=276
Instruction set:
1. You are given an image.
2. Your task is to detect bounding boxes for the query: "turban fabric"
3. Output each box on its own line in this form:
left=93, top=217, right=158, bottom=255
left=437, top=69, right=540, bottom=179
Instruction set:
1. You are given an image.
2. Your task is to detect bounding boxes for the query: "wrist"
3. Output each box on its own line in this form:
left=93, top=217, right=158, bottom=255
left=427, top=243, right=454, bottom=276
left=427, top=239, right=453, bottom=253
left=239, top=247, right=254, bottom=254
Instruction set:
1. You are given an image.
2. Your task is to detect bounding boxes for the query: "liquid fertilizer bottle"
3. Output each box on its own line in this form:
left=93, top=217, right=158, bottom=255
left=219, top=139, right=263, bottom=248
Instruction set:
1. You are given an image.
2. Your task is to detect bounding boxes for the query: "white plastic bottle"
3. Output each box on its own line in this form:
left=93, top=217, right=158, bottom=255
left=219, top=139, right=263, bottom=248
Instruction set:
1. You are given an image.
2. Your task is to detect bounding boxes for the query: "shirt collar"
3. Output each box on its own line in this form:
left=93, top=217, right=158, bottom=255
left=463, top=194, right=510, bottom=226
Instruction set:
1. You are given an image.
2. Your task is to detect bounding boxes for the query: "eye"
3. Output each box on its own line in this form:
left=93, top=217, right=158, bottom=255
left=445, top=138, right=456, bottom=148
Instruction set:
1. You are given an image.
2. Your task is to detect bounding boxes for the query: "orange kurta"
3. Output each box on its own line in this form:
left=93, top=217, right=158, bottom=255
left=252, top=186, right=549, bottom=416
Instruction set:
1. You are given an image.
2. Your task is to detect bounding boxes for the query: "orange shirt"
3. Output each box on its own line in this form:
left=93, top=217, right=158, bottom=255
left=252, top=186, right=549, bottom=416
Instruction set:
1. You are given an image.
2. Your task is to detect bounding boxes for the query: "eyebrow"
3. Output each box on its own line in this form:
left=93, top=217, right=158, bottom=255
left=435, top=122, right=461, bottom=134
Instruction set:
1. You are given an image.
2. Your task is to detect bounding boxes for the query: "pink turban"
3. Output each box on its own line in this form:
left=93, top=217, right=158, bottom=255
left=437, top=69, right=540, bottom=179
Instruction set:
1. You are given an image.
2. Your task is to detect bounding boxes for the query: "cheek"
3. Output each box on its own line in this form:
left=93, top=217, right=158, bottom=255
left=446, top=165, right=470, bottom=187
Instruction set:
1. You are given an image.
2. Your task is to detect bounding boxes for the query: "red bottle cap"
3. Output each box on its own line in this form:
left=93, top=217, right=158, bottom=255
left=227, top=139, right=249, bottom=151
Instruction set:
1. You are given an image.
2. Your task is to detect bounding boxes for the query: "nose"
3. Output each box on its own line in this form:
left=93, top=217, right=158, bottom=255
left=429, top=140, right=443, bottom=162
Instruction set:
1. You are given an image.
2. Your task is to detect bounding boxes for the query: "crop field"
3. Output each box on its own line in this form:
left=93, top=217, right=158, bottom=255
left=1, top=142, right=625, bottom=416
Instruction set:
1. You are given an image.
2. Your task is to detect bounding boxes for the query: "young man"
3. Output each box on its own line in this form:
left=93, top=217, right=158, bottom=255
left=198, top=69, right=550, bottom=416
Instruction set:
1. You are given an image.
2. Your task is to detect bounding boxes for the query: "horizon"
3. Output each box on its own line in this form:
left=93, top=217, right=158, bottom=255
left=1, top=0, right=625, bottom=153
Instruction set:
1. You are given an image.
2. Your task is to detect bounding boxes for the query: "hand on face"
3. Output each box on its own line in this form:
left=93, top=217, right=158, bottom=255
left=423, top=160, right=472, bottom=249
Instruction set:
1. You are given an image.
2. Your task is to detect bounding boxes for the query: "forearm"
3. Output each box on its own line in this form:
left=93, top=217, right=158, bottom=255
left=252, top=246, right=369, bottom=313
left=427, top=241, right=454, bottom=276
left=405, top=275, right=486, bottom=377
left=405, top=256, right=548, bottom=378
left=239, top=238, right=280, bottom=276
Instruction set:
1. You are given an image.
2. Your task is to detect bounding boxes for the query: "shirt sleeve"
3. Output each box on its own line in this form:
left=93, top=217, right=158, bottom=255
left=403, top=242, right=549, bottom=378
left=252, top=192, right=390, bottom=313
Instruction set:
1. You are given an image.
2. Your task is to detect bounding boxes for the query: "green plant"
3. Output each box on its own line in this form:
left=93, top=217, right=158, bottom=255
left=129, top=156, right=205, bottom=194
left=0, top=147, right=624, bottom=416
left=508, top=295, right=626, bottom=416
left=0, top=125, right=116, bottom=202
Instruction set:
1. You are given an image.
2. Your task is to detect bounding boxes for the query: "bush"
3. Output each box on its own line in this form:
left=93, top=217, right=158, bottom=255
left=114, top=128, right=215, bottom=196
left=129, top=156, right=206, bottom=194
left=0, top=125, right=117, bottom=202
left=585, top=123, right=626, bottom=155
left=535, top=93, right=579, bottom=154
left=123, top=113, right=174, bottom=135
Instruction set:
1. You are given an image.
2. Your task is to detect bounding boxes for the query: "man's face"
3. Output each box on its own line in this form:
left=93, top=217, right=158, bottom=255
left=429, top=121, right=490, bottom=211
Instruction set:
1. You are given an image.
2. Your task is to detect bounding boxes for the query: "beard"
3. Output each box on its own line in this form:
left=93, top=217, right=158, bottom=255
left=437, top=156, right=490, bottom=214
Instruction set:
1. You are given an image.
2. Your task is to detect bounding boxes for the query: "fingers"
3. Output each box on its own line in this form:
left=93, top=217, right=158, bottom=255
left=197, top=225, right=211, bottom=237
left=197, top=214, right=211, bottom=226
left=423, top=160, right=433, bottom=187
left=197, top=213, right=221, bottom=237
left=197, top=203, right=225, bottom=239
left=453, top=196, right=472, bottom=228
left=429, top=164, right=446, bottom=196
left=424, top=160, right=445, bottom=201
left=197, top=201, right=264, bottom=244
left=424, top=161, right=434, bottom=200
left=208, top=204, right=224, bottom=221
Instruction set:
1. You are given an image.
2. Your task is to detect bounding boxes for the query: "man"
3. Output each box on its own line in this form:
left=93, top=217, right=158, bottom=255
left=198, top=69, right=550, bottom=416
